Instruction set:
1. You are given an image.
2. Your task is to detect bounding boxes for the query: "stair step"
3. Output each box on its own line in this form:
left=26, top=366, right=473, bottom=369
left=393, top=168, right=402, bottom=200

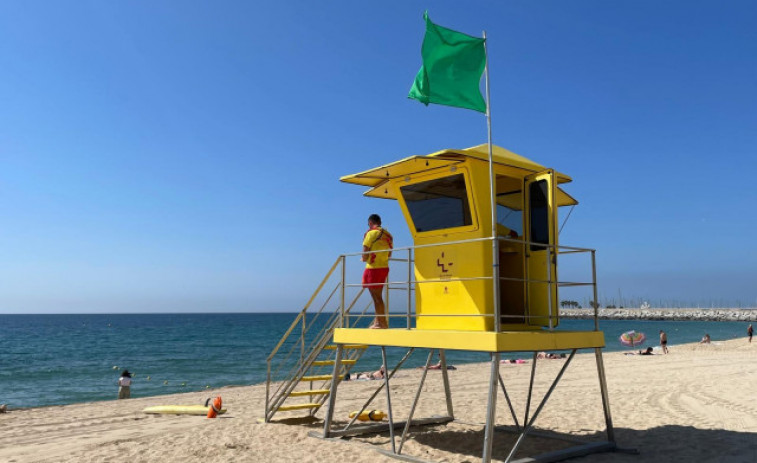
left=312, top=359, right=356, bottom=366
left=323, top=344, right=368, bottom=350
left=277, top=403, right=321, bottom=411
left=301, top=374, right=344, bottom=381
left=288, top=389, right=331, bottom=397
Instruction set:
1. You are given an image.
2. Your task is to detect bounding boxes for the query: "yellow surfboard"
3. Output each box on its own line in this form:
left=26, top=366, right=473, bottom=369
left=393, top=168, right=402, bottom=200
left=143, top=405, right=227, bottom=416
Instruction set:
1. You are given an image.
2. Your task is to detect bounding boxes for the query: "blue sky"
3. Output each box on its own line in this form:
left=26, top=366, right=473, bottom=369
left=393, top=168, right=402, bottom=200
left=1, top=1, right=755, bottom=313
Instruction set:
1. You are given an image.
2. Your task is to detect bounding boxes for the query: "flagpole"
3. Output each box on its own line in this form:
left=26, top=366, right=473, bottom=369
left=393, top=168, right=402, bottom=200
left=483, top=31, right=500, bottom=333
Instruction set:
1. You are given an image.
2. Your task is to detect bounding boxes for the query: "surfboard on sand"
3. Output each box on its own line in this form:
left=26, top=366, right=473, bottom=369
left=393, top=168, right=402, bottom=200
left=143, top=405, right=227, bottom=416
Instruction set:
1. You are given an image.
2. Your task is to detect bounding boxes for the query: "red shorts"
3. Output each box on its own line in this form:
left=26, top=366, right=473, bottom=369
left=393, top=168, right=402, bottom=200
left=362, top=268, right=389, bottom=289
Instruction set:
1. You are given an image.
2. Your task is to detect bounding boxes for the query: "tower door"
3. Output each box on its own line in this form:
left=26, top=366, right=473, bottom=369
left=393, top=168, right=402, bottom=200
left=523, top=170, right=558, bottom=328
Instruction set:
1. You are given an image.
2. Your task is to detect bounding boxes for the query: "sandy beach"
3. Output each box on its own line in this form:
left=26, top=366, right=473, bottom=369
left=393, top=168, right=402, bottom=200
left=2, top=338, right=756, bottom=463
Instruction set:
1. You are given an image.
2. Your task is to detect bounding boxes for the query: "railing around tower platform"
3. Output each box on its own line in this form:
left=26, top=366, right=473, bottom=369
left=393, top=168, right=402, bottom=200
left=339, top=235, right=600, bottom=331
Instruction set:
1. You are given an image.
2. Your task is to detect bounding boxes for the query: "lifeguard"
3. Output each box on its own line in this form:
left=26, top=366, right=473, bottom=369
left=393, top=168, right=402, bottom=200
left=361, top=213, right=393, bottom=329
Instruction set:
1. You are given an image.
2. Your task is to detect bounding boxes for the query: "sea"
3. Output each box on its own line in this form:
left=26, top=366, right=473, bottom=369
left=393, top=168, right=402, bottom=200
left=0, top=313, right=752, bottom=409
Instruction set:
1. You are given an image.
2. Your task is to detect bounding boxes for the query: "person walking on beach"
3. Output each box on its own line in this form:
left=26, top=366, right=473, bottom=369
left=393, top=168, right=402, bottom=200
left=659, top=330, right=669, bottom=354
left=117, top=370, right=132, bottom=399
left=362, top=214, right=393, bottom=329
left=748, top=324, right=753, bottom=343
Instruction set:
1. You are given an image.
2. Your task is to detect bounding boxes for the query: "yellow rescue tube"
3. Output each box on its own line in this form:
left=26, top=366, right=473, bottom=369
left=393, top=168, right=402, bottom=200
left=349, top=410, right=386, bottom=421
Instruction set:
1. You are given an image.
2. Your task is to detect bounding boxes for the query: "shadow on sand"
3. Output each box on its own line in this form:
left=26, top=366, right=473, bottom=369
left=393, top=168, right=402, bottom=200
left=338, top=424, right=757, bottom=462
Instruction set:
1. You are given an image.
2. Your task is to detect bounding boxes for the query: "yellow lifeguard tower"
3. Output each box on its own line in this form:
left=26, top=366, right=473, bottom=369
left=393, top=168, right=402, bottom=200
left=265, top=144, right=618, bottom=463
left=340, top=143, right=576, bottom=333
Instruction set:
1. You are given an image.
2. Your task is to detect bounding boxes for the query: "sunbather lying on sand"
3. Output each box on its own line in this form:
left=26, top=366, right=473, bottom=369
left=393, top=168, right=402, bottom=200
left=345, top=366, right=385, bottom=381
left=625, top=347, right=655, bottom=356
left=536, top=352, right=566, bottom=359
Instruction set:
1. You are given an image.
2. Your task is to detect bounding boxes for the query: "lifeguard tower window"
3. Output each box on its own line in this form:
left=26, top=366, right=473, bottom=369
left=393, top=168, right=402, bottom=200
left=497, top=193, right=523, bottom=236
left=529, top=180, right=549, bottom=251
left=400, top=174, right=472, bottom=232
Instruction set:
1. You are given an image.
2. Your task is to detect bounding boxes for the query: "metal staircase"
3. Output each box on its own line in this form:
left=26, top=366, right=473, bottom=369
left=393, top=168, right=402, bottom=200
left=265, top=257, right=375, bottom=423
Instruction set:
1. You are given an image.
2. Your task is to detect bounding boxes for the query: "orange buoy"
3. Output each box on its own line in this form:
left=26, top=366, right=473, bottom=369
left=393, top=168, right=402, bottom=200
left=207, top=396, right=223, bottom=419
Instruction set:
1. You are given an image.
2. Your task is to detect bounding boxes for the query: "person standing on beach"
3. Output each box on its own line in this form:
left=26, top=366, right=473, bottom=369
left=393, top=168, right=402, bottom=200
left=117, top=370, right=132, bottom=399
left=659, top=330, right=669, bottom=354
left=748, top=324, right=753, bottom=343
left=362, top=214, right=393, bottom=329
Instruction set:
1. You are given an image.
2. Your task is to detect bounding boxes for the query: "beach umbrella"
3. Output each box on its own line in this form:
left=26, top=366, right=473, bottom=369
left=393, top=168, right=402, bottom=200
left=619, top=330, right=646, bottom=347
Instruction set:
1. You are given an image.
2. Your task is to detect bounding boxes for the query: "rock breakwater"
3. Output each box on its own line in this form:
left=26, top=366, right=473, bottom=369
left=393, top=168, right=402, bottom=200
left=560, top=308, right=757, bottom=322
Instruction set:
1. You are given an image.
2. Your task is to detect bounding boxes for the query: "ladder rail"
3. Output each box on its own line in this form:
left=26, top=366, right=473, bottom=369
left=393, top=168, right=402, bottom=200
left=307, top=298, right=376, bottom=412
left=299, top=287, right=367, bottom=361
left=267, top=282, right=341, bottom=390
left=267, top=257, right=342, bottom=363
left=290, top=298, right=374, bottom=418
left=268, top=300, right=345, bottom=395
left=267, top=278, right=363, bottom=395
left=304, top=297, right=373, bottom=382
left=266, top=326, right=339, bottom=421
left=266, top=256, right=342, bottom=419
left=265, top=331, right=362, bottom=421
left=265, top=288, right=369, bottom=421
left=264, top=245, right=418, bottom=421
left=282, top=289, right=372, bottom=386
left=266, top=307, right=342, bottom=415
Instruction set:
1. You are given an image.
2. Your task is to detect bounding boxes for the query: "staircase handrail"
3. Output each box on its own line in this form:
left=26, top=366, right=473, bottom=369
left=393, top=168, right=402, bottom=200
left=267, top=257, right=341, bottom=362
left=265, top=286, right=370, bottom=421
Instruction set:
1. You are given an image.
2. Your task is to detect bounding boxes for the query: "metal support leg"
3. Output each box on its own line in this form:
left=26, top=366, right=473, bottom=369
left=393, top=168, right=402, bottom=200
left=595, top=348, right=616, bottom=443
left=497, top=373, right=521, bottom=432
left=323, top=344, right=343, bottom=438
left=342, top=348, right=415, bottom=432
left=439, top=349, right=454, bottom=419
left=398, top=349, right=436, bottom=454
left=504, top=349, right=576, bottom=463
left=381, top=346, right=396, bottom=454
left=482, top=352, right=500, bottom=463
left=524, top=351, right=538, bottom=425
left=265, top=362, right=271, bottom=422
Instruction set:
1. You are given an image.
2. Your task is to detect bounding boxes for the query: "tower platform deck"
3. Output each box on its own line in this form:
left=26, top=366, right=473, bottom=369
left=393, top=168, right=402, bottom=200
left=333, top=328, right=605, bottom=353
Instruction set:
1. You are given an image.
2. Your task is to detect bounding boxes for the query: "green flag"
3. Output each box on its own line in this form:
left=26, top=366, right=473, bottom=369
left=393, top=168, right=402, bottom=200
left=408, top=11, right=487, bottom=113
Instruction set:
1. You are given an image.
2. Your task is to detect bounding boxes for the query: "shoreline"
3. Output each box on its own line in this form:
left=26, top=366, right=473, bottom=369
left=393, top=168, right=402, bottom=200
left=5, top=314, right=753, bottom=411
left=0, top=334, right=748, bottom=415
left=561, top=307, right=757, bottom=322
